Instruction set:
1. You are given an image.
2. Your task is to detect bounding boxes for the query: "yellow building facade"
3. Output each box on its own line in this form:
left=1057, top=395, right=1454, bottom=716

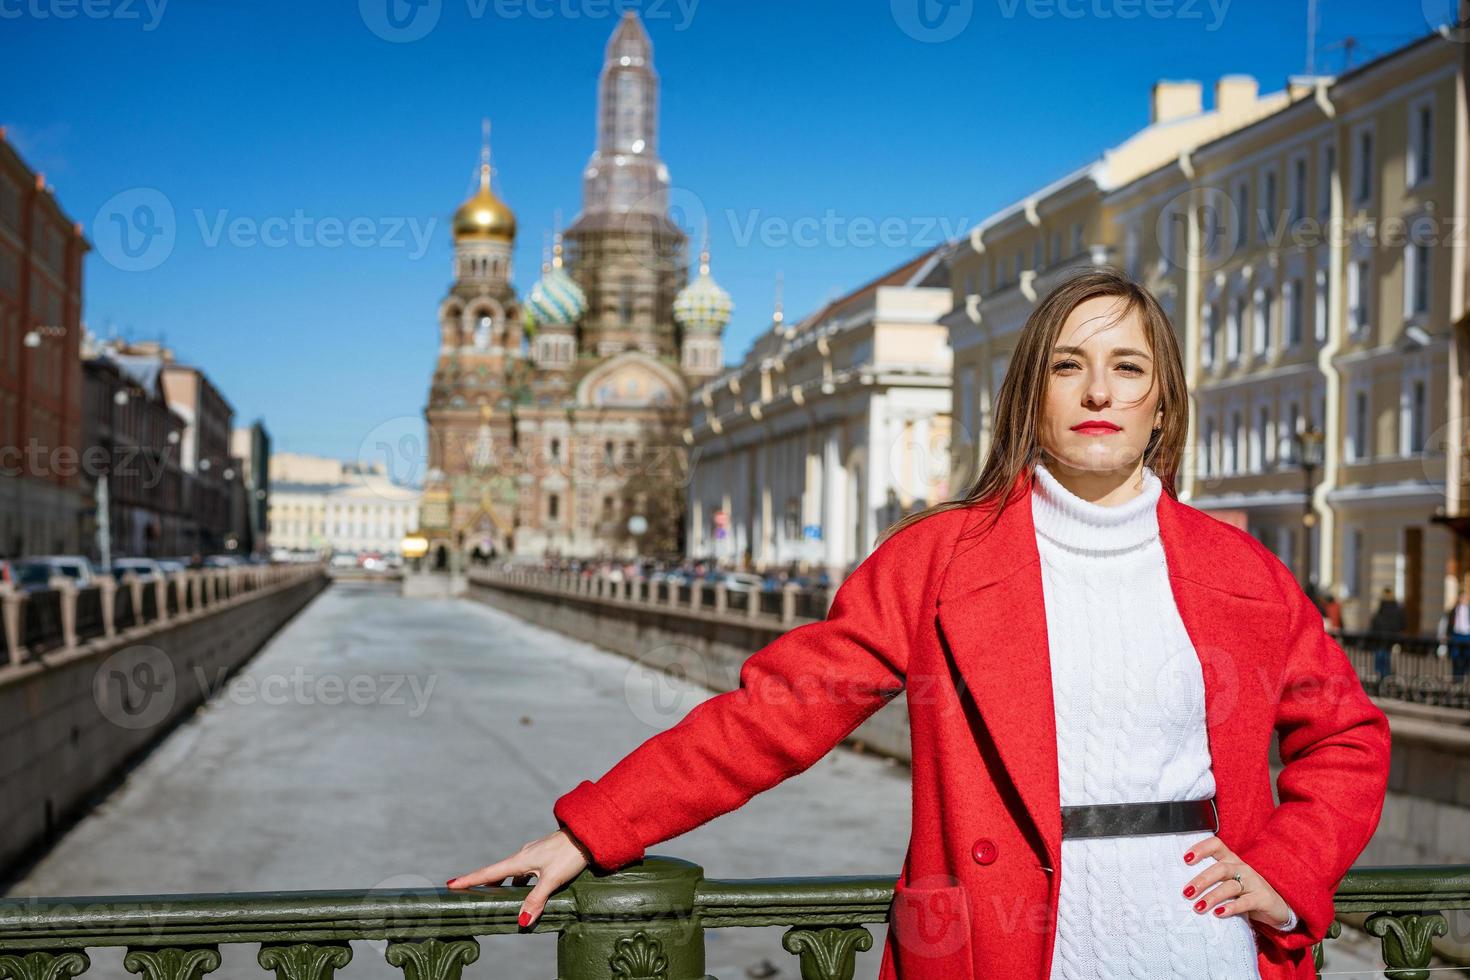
left=944, top=34, right=1469, bottom=632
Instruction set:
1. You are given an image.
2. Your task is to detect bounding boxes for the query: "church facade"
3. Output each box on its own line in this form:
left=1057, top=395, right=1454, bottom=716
left=418, top=13, right=730, bottom=566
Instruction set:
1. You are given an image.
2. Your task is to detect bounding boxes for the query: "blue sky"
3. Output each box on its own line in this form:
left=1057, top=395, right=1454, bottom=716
left=2, top=0, right=1439, bottom=457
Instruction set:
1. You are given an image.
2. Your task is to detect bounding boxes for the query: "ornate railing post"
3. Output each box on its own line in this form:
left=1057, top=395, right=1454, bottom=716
left=1365, top=911, right=1448, bottom=980
left=0, top=950, right=90, bottom=980
left=98, top=575, right=117, bottom=638
left=0, top=585, right=21, bottom=666
left=559, top=857, right=706, bottom=980
left=55, top=580, right=77, bottom=650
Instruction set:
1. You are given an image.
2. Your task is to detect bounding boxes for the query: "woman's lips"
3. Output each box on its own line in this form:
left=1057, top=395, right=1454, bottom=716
left=1071, top=422, right=1121, bottom=435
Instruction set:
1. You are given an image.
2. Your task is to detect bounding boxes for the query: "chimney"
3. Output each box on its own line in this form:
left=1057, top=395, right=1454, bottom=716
left=1150, top=80, right=1203, bottom=124
left=1214, top=75, right=1260, bottom=118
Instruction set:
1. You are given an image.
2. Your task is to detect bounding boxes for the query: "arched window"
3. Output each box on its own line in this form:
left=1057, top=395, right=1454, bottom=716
left=474, top=316, right=492, bottom=349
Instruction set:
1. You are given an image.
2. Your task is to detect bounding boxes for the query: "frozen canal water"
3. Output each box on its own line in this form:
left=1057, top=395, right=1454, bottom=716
left=2, top=581, right=1427, bottom=979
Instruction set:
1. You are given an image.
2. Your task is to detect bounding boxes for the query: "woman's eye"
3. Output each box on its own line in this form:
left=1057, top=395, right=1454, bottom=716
left=1052, top=360, right=1079, bottom=371
left=1118, top=362, right=1145, bottom=374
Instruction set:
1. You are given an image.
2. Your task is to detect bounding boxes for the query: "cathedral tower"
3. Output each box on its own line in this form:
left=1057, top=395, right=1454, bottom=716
left=563, top=12, right=687, bottom=360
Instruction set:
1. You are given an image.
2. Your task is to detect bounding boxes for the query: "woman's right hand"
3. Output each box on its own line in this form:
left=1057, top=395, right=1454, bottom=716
left=445, top=828, right=591, bottom=927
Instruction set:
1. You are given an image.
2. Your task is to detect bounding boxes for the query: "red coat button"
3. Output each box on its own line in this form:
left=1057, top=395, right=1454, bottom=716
left=971, top=838, right=998, bottom=865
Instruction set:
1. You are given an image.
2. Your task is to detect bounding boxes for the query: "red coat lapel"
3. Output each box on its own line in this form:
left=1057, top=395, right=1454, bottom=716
left=934, top=467, right=1282, bottom=869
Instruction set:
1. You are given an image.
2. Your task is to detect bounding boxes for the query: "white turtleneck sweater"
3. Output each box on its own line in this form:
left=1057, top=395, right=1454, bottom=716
left=1030, top=460, right=1296, bottom=980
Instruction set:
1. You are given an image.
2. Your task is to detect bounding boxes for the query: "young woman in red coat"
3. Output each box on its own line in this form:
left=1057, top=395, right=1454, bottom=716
left=448, top=270, right=1392, bottom=980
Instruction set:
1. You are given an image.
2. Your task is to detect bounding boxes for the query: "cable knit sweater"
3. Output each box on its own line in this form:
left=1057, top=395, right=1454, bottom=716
left=1031, top=460, right=1297, bottom=980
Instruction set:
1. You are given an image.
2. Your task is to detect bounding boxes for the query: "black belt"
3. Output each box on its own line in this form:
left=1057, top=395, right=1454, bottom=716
left=1061, top=797, right=1219, bottom=840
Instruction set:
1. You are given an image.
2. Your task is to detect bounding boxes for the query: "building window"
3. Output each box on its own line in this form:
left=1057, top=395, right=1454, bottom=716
left=1254, top=406, right=1270, bottom=472
left=1319, top=143, right=1336, bottom=218
left=1201, top=303, right=1216, bottom=369
left=1282, top=402, right=1301, bottom=463
left=1285, top=278, right=1303, bottom=347
left=1408, top=98, right=1434, bottom=187
left=1260, top=170, right=1278, bottom=239
left=1200, top=417, right=1215, bottom=477
left=1313, top=268, right=1328, bottom=343
left=619, top=276, right=634, bottom=324
left=1233, top=180, right=1249, bottom=248
left=1289, top=156, right=1307, bottom=225
left=548, top=493, right=560, bottom=522
left=1354, top=128, right=1374, bottom=204
left=1348, top=258, right=1371, bottom=334
left=1344, top=526, right=1362, bottom=597
left=1228, top=410, right=1242, bottom=474
left=1252, top=287, right=1271, bottom=356
left=1071, top=222, right=1084, bottom=256
left=1402, top=376, right=1427, bottom=456
left=1228, top=295, right=1244, bottom=361
left=1049, top=231, right=1061, bottom=264
left=1350, top=389, right=1370, bottom=461
left=1405, top=228, right=1432, bottom=318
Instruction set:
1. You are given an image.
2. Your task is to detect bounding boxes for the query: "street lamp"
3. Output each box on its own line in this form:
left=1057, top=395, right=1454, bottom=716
left=1295, top=423, right=1325, bottom=590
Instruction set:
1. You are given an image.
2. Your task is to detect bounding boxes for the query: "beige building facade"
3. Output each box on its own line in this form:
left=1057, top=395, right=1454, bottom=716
left=685, top=251, right=952, bottom=573
left=945, top=33, right=1469, bottom=632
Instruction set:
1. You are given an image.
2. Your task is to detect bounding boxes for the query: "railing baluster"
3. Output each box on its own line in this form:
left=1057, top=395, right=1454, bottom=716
left=257, top=943, right=352, bottom=980
left=781, top=925, right=872, bottom=980
left=1365, top=911, right=1449, bottom=980
left=122, top=947, right=221, bottom=980
left=383, top=938, right=479, bottom=980
left=0, top=950, right=90, bottom=980
left=1311, top=919, right=1340, bottom=976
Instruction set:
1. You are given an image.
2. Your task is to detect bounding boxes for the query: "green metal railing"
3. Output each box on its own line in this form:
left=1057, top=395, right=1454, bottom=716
left=1, top=859, right=1467, bottom=980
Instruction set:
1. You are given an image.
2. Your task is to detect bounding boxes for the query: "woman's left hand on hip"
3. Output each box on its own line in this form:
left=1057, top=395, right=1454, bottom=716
left=1179, top=835, right=1293, bottom=929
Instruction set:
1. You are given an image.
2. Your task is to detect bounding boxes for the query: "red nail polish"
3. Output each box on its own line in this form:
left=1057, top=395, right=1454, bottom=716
left=446, top=879, right=456, bottom=887
left=1213, top=906, right=1225, bottom=916
left=1194, top=900, right=1206, bottom=912
left=1183, top=851, right=1195, bottom=862
left=1183, top=885, right=1195, bottom=897
left=518, top=911, right=532, bottom=928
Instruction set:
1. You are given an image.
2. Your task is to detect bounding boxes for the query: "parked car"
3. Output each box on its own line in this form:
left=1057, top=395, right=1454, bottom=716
left=11, top=556, right=97, bottom=591
left=202, top=554, right=245, bottom=568
left=718, top=572, right=766, bottom=594
left=157, top=559, right=188, bottom=576
left=109, top=557, right=165, bottom=580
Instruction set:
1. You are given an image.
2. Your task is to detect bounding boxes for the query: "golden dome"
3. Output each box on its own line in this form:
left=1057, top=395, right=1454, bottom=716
left=453, top=163, right=516, bottom=242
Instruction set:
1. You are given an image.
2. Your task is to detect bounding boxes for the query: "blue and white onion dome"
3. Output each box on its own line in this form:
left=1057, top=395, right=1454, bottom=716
left=524, top=236, right=587, bottom=330
left=674, top=247, right=733, bottom=332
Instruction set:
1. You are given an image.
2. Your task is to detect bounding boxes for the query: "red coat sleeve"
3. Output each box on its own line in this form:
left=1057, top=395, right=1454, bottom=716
left=1235, top=553, right=1392, bottom=953
left=552, top=515, right=950, bottom=873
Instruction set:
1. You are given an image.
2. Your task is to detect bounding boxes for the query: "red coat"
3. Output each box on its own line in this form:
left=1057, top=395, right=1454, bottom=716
left=554, top=471, right=1392, bottom=980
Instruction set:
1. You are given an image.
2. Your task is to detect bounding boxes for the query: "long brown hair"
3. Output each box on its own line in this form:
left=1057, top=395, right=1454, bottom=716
left=883, top=268, right=1188, bottom=545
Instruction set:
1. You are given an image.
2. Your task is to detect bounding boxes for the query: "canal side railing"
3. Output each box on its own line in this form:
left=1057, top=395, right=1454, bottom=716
left=470, top=566, right=1470, bottom=710
left=0, top=564, right=330, bottom=877
left=0, top=565, right=324, bottom=668
left=469, top=566, right=838, bottom=627
left=1, top=859, right=1467, bottom=979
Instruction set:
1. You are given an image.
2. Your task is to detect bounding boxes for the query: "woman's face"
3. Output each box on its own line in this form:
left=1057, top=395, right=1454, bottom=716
left=1038, top=294, right=1163, bottom=474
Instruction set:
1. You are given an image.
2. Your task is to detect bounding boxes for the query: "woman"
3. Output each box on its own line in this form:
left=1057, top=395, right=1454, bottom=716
left=448, top=270, right=1392, bottom=980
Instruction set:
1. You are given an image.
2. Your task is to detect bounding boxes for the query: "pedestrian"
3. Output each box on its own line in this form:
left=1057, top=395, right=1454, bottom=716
left=1440, top=589, right=1470, bottom=684
left=447, top=270, right=1391, bottom=980
left=1323, top=587, right=1343, bottom=634
left=1367, top=587, right=1406, bottom=689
